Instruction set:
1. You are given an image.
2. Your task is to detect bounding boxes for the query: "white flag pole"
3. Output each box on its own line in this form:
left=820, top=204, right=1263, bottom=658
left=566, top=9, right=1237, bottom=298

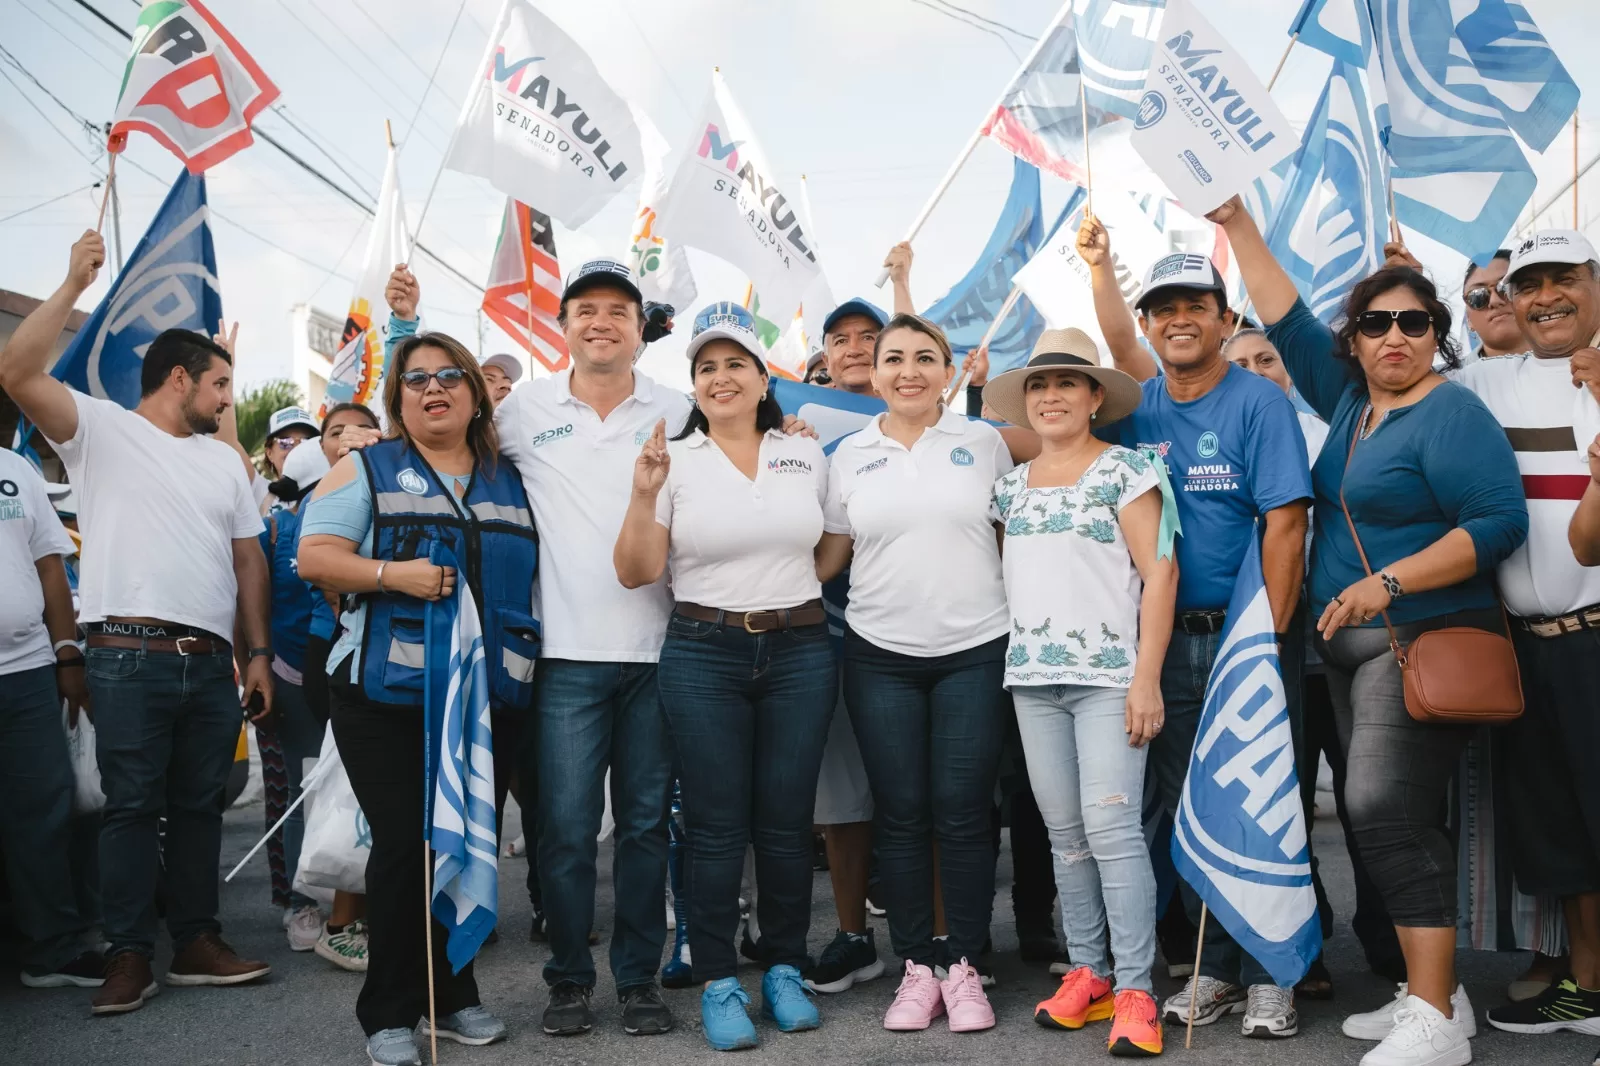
left=943, top=284, right=1023, bottom=405
left=408, top=0, right=507, bottom=262
left=1079, top=71, right=1093, bottom=219
left=874, top=0, right=1073, bottom=288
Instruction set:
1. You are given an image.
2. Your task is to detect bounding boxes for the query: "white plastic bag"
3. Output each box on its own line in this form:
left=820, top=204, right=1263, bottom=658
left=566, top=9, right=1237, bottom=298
left=293, top=722, right=370, bottom=898
left=63, top=706, right=104, bottom=814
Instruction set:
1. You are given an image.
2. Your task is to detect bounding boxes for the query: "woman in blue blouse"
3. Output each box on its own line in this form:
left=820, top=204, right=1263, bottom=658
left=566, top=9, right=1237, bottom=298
left=1212, top=196, right=1527, bottom=1066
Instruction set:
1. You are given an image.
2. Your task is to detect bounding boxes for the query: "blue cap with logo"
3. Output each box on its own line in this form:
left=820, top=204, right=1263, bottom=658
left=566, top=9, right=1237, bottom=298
left=1135, top=252, right=1227, bottom=312
left=822, top=297, right=888, bottom=336
left=685, top=302, right=765, bottom=365
left=561, top=258, right=643, bottom=305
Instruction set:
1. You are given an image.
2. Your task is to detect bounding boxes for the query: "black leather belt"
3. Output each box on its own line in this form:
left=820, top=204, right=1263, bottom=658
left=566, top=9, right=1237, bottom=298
left=1176, top=610, right=1228, bottom=635
left=676, top=600, right=826, bottom=633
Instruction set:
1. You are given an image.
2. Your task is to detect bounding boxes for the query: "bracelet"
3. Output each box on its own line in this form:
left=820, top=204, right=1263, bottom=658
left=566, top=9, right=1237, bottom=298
left=375, top=561, right=387, bottom=592
left=248, top=646, right=272, bottom=660
left=53, top=639, right=82, bottom=654
left=1379, top=570, right=1405, bottom=600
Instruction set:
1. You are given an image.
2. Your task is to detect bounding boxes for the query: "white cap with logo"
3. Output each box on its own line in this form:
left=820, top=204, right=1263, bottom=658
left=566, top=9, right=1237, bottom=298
left=1506, top=229, right=1600, bottom=283
left=1136, top=252, right=1228, bottom=312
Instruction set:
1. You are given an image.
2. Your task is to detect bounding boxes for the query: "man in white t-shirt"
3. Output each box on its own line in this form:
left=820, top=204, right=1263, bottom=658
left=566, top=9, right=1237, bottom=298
left=0, top=231, right=274, bottom=1015
left=1440, top=231, right=1600, bottom=1039
left=0, top=448, right=107, bottom=991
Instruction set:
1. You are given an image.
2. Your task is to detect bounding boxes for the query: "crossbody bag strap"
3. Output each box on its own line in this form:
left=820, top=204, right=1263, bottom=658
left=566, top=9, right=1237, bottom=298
left=1336, top=403, right=1407, bottom=664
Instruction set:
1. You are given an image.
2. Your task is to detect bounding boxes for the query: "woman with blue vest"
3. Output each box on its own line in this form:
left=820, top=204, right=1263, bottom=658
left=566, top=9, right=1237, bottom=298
left=299, top=331, right=538, bottom=1066
left=614, top=303, right=834, bottom=1052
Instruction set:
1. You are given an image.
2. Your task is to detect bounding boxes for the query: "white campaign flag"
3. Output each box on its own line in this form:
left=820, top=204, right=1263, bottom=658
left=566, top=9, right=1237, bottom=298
left=1129, top=0, right=1297, bottom=215
left=321, top=144, right=408, bottom=415
left=653, top=71, right=822, bottom=323
left=446, top=0, right=643, bottom=228
left=1013, top=184, right=1169, bottom=357
left=628, top=108, right=697, bottom=311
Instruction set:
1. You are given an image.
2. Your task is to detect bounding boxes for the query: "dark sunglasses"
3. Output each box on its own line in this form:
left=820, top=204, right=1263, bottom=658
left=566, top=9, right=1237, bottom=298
left=1464, top=285, right=1495, bottom=311
left=1355, top=309, right=1433, bottom=339
left=400, top=368, right=467, bottom=391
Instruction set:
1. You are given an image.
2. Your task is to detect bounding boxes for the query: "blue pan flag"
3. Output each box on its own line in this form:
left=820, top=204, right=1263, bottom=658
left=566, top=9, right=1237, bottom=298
left=1171, top=533, right=1320, bottom=987
left=52, top=169, right=222, bottom=409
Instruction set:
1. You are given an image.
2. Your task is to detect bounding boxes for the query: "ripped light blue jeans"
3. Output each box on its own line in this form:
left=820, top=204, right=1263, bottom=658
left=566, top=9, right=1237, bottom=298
left=1013, top=683, right=1156, bottom=993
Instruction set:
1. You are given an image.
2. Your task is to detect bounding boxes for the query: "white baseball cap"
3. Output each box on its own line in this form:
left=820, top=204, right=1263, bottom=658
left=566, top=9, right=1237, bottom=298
left=1506, top=229, right=1599, bottom=283
left=480, top=352, right=523, bottom=384
left=280, top=436, right=331, bottom=490
left=1136, top=252, right=1228, bottom=312
left=267, top=406, right=319, bottom=440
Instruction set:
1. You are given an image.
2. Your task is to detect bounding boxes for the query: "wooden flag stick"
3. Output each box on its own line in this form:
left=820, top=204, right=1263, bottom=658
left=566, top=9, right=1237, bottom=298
left=1575, top=111, right=1581, bottom=227
left=95, top=153, right=118, bottom=234
left=1386, top=176, right=1402, bottom=244
left=1266, top=32, right=1299, bottom=92
left=424, top=850, right=439, bottom=1066
left=1185, top=902, right=1210, bottom=1049
left=1080, top=74, right=1094, bottom=218
left=943, top=285, right=1022, bottom=406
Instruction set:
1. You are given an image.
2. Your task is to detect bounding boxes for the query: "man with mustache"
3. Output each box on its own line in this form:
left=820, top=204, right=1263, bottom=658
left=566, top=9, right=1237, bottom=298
left=1438, top=231, right=1600, bottom=1044
left=0, top=231, right=275, bottom=1015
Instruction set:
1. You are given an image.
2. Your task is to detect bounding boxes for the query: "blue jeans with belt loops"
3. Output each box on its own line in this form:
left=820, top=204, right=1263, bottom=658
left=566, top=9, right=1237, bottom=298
left=655, top=613, right=837, bottom=981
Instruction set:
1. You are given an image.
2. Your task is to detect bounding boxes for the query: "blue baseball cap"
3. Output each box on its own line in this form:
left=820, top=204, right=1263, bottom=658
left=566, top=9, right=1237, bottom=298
left=685, top=302, right=765, bottom=365
left=822, top=298, right=888, bottom=336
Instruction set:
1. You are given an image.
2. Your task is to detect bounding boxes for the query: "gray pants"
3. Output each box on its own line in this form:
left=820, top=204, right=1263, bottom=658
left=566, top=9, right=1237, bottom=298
left=0, top=665, right=90, bottom=971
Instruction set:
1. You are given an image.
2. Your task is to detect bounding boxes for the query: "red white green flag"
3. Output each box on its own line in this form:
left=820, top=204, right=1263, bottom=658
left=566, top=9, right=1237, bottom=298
left=110, top=0, right=279, bottom=172
left=481, top=197, right=568, bottom=373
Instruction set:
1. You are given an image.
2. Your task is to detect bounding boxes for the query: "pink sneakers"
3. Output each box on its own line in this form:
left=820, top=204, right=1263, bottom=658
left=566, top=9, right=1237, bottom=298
left=884, top=961, right=946, bottom=1031
left=941, top=957, right=996, bottom=1032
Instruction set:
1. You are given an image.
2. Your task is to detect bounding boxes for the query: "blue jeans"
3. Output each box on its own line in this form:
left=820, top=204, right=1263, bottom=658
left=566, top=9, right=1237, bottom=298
left=525, top=659, right=672, bottom=991
left=1148, top=628, right=1274, bottom=987
left=656, top=615, right=836, bottom=980
left=0, top=665, right=90, bottom=971
left=844, top=632, right=1008, bottom=966
left=87, top=642, right=241, bottom=957
left=1014, top=684, right=1156, bottom=993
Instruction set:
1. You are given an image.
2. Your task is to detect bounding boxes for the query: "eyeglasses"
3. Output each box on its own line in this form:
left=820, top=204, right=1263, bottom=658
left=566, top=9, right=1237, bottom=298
left=400, top=368, right=467, bottom=391
left=1354, top=309, right=1433, bottom=339
left=268, top=437, right=302, bottom=452
left=1464, top=286, right=1495, bottom=311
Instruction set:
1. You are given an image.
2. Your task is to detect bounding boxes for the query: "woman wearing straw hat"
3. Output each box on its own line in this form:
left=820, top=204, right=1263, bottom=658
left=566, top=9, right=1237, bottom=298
left=984, top=328, right=1178, bottom=1059
left=814, top=313, right=1014, bottom=1034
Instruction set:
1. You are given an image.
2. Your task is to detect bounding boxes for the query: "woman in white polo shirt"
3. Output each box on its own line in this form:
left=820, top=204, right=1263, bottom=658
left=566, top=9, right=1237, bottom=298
left=813, top=313, right=1012, bottom=1035
left=614, top=302, right=834, bottom=1052
left=984, top=330, right=1177, bottom=1058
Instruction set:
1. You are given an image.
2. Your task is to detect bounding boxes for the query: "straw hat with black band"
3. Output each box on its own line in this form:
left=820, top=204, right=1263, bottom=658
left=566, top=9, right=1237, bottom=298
left=981, top=328, right=1143, bottom=429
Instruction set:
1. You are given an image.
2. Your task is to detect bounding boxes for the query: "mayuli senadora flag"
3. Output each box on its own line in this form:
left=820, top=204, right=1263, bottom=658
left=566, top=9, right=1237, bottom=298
left=447, top=0, right=643, bottom=229
left=110, top=0, right=279, bottom=172
left=52, top=169, right=221, bottom=408
left=322, top=143, right=408, bottom=415
left=424, top=555, right=498, bottom=974
left=1171, top=533, right=1320, bottom=988
left=482, top=198, right=568, bottom=373
left=653, top=70, right=822, bottom=325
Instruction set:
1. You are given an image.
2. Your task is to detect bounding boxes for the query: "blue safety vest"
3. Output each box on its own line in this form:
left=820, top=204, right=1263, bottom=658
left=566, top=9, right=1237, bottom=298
left=261, top=507, right=314, bottom=673
left=357, top=439, right=539, bottom=710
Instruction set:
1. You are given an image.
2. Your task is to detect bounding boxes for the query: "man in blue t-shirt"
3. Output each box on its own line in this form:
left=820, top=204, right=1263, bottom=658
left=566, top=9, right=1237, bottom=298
left=1083, top=220, right=1312, bottom=1039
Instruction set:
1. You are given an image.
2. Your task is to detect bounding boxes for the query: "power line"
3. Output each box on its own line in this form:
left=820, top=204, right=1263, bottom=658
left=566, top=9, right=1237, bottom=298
left=40, top=0, right=131, bottom=58
left=25, top=4, right=484, bottom=294
left=0, top=183, right=102, bottom=226
left=907, top=0, right=1021, bottom=61
left=396, top=0, right=470, bottom=153
left=14, top=1, right=120, bottom=76
left=925, top=0, right=1037, bottom=41
left=266, top=107, right=379, bottom=203
left=0, top=55, right=105, bottom=165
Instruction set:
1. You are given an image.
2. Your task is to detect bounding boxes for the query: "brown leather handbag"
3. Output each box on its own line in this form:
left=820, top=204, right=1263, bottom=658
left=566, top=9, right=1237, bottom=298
left=1336, top=406, right=1524, bottom=725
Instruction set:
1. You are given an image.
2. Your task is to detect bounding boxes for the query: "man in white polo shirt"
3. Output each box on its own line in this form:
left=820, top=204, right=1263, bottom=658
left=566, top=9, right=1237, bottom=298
left=0, top=231, right=274, bottom=1016
left=1443, top=231, right=1600, bottom=1041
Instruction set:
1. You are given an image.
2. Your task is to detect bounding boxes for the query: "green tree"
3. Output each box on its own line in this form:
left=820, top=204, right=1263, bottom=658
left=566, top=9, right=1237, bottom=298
left=234, top=379, right=303, bottom=457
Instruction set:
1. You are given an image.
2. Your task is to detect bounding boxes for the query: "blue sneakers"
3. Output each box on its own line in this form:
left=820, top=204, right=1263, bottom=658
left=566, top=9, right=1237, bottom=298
left=762, top=964, right=820, bottom=1032
left=365, top=1028, right=421, bottom=1066
left=419, top=1005, right=508, bottom=1046
left=701, top=977, right=759, bottom=1051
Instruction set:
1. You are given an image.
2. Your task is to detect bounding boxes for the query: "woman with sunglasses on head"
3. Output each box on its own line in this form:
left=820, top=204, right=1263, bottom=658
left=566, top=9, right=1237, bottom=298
left=1212, top=196, right=1527, bottom=1066
left=299, top=333, right=538, bottom=1066
left=811, top=314, right=1012, bottom=1034
left=614, top=303, right=833, bottom=1052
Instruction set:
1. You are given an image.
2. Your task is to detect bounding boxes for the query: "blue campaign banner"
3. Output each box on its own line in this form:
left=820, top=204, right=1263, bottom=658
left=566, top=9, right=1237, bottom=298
left=52, top=169, right=222, bottom=409
left=771, top=378, right=884, bottom=455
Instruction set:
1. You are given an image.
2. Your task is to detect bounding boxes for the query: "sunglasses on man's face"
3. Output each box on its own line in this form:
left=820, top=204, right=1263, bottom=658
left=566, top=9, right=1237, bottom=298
left=1355, top=309, right=1433, bottom=339
left=400, top=367, right=467, bottom=391
left=1464, top=285, right=1495, bottom=311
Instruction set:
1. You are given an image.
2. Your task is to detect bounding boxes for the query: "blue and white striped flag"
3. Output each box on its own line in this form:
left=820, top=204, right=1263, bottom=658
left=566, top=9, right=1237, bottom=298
left=1265, top=60, right=1389, bottom=324
left=1171, top=534, right=1320, bottom=987
left=424, top=559, right=498, bottom=974
left=1453, top=0, right=1578, bottom=153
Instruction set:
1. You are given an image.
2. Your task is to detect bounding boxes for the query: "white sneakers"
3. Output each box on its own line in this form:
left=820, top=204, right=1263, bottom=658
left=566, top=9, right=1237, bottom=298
left=1344, top=983, right=1476, bottom=1041
left=283, top=904, right=322, bottom=953
left=1241, top=983, right=1299, bottom=1038
left=1358, top=995, right=1472, bottom=1066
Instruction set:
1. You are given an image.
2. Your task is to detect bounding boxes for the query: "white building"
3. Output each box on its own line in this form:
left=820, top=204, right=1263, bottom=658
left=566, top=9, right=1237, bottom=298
left=288, top=303, right=344, bottom=414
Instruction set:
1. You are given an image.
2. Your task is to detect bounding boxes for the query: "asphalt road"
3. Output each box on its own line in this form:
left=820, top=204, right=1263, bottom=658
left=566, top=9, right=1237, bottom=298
left=2, top=799, right=1592, bottom=1066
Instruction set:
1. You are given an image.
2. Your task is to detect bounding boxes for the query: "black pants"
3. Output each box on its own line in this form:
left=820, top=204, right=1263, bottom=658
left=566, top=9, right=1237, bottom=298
left=330, top=676, right=479, bottom=1035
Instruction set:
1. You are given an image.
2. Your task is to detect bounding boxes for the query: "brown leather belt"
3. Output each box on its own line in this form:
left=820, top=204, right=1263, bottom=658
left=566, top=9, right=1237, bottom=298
left=87, top=633, right=229, bottom=655
left=1514, top=603, right=1600, bottom=639
left=675, top=600, right=826, bottom=634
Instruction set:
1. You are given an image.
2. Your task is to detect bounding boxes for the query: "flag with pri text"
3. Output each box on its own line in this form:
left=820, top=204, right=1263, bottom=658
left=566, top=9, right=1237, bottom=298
left=482, top=197, right=568, bottom=373
left=110, top=0, right=279, bottom=172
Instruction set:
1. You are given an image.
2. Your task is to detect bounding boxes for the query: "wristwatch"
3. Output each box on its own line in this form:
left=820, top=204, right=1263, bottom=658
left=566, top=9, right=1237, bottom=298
left=1379, top=570, right=1405, bottom=600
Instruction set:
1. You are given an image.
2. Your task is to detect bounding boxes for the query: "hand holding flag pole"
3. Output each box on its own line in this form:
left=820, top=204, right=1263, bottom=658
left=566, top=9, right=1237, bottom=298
left=942, top=290, right=1019, bottom=405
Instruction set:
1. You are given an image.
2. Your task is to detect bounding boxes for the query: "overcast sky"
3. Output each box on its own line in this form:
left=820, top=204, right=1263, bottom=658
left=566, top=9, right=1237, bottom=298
left=2, top=0, right=1597, bottom=394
